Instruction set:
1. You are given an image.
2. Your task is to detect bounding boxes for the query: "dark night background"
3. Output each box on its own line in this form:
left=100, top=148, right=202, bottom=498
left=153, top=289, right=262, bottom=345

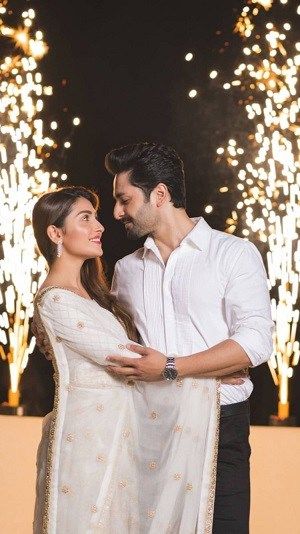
left=1, top=0, right=299, bottom=424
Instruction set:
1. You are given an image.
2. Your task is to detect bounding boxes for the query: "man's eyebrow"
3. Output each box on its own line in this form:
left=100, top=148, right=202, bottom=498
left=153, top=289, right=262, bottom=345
left=114, top=192, right=128, bottom=199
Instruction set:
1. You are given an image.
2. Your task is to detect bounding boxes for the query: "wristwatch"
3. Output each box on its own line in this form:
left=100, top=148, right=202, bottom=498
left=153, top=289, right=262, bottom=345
left=162, top=356, right=178, bottom=381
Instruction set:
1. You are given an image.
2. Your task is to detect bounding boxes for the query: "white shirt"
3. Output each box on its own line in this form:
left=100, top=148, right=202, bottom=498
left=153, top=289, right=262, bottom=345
left=111, top=217, right=274, bottom=405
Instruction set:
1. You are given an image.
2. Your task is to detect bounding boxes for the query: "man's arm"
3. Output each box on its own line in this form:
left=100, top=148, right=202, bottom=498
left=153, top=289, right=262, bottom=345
left=107, top=241, right=274, bottom=381
left=107, top=340, right=249, bottom=381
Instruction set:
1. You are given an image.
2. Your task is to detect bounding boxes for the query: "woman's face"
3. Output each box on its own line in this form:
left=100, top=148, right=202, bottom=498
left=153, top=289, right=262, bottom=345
left=56, top=197, right=104, bottom=260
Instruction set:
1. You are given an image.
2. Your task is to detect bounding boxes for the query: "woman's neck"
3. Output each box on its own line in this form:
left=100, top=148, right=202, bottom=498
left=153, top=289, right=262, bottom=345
left=41, top=256, right=89, bottom=297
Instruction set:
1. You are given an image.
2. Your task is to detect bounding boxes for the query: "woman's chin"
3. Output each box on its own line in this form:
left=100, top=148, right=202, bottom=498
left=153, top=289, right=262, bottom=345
left=83, top=248, right=103, bottom=260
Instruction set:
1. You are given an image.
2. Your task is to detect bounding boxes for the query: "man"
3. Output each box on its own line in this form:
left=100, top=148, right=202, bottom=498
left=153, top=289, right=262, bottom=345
left=105, top=142, right=274, bottom=534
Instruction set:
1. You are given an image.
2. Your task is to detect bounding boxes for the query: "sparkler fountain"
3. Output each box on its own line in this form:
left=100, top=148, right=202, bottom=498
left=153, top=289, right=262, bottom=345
left=212, top=0, right=300, bottom=422
left=0, top=2, right=79, bottom=413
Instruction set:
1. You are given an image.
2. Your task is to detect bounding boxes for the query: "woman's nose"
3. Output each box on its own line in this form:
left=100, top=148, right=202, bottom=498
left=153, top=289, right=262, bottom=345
left=97, top=220, right=105, bottom=233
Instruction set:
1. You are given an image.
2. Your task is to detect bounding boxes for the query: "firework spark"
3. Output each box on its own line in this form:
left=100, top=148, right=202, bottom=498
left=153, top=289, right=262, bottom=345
left=214, top=0, right=300, bottom=418
left=0, top=3, right=78, bottom=407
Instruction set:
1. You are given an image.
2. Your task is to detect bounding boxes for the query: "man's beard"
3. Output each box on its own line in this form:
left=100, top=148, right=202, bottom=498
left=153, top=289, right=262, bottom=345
left=123, top=220, right=148, bottom=240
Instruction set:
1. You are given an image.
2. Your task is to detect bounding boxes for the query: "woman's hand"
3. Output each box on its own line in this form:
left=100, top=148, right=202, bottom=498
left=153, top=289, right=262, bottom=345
left=106, top=344, right=167, bottom=382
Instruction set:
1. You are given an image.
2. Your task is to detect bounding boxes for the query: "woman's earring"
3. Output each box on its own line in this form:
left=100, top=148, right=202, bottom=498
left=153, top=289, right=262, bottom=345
left=57, top=240, right=63, bottom=258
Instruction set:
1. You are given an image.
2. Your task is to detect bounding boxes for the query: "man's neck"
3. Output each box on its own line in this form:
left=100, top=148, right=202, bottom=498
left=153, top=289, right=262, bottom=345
left=151, top=211, right=196, bottom=264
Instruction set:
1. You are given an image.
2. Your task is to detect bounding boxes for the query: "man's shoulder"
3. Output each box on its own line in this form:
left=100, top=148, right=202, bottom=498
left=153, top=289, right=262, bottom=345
left=210, top=227, right=258, bottom=260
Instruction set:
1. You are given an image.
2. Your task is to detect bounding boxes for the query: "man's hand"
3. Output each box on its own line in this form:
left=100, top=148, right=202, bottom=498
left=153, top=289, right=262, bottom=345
left=106, top=344, right=166, bottom=382
left=221, top=369, right=249, bottom=385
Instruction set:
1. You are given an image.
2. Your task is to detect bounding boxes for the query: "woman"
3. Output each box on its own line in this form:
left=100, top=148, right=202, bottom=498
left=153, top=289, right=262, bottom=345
left=32, top=186, right=219, bottom=534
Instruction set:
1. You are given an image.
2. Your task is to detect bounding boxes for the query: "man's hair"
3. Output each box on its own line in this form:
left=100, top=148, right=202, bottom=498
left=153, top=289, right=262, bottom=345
left=105, top=142, right=186, bottom=208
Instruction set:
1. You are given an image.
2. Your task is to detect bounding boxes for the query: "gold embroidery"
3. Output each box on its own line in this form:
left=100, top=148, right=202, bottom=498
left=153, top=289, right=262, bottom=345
left=66, top=433, right=74, bottom=442
left=150, top=411, right=158, bottom=420
left=96, top=454, right=106, bottom=462
left=148, top=461, right=157, bottom=469
left=174, top=424, right=183, bottom=432
left=147, top=510, right=156, bottom=518
left=77, top=321, right=84, bottom=329
left=176, top=379, right=183, bottom=387
left=119, top=480, right=127, bottom=487
left=173, top=473, right=182, bottom=480
left=122, top=429, right=130, bottom=438
left=61, top=485, right=70, bottom=494
left=186, top=483, right=193, bottom=491
left=204, top=381, right=221, bottom=534
left=34, top=288, right=61, bottom=534
left=96, top=403, right=104, bottom=412
left=52, top=294, right=60, bottom=302
left=91, top=505, right=98, bottom=513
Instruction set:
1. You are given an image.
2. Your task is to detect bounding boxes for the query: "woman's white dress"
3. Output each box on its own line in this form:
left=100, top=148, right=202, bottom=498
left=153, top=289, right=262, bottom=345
left=33, top=287, right=219, bottom=534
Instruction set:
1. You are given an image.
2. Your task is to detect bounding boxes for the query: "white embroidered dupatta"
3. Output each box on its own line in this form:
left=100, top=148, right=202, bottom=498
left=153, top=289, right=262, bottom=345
left=33, top=287, right=219, bottom=533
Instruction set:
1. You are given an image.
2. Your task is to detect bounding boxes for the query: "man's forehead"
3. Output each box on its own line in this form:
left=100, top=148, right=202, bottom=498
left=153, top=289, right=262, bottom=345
left=113, top=172, right=135, bottom=196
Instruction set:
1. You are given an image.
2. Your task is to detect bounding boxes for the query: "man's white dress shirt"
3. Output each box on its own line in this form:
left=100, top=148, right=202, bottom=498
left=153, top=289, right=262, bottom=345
left=112, top=217, right=274, bottom=405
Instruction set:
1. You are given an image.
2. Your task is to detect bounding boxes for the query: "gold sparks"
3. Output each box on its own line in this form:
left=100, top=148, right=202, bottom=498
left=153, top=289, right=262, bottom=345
left=0, top=3, right=79, bottom=406
left=214, top=0, right=300, bottom=418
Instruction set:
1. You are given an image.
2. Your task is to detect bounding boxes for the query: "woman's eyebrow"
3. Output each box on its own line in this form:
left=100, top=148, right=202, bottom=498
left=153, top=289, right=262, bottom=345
left=75, top=209, right=94, bottom=216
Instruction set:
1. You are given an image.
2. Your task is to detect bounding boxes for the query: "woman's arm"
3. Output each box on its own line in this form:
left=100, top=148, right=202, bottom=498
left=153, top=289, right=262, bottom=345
left=37, top=289, right=139, bottom=367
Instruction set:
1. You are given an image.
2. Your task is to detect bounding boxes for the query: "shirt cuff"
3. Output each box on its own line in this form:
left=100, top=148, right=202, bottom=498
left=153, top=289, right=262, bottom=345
left=229, top=328, right=272, bottom=367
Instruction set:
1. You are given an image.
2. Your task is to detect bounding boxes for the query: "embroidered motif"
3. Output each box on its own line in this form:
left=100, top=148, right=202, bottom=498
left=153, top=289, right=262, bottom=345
left=96, top=454, right=106, bottom=462
left=66, top=433, right=74, bottom=442
left=52, top=294, right=60, bottom=302
left=148, top=461, right=157, bottom=469
left=186, top=483, right=193, bottom=491
left=61, top=485, right=71, bottom=494
left=119, top=480, right=127, bottom=487
left=173, top=473, right=182, bottom=480
left=91, top=505, right=98, bottom=513
left=174, top=424, right=183, bottom=432
left=122, top=429, right=130, bottom=438
left=76, top=321, right=84, bottom=329
left=150, top=411, right=158, bottom=420
left=147, top=510, right=156, bottom=518
left=96, top=403, right=104, bottom=412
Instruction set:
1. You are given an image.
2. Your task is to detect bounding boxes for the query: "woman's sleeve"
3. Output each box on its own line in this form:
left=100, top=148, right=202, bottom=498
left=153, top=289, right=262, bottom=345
left=38, top=290, right=139, bottom=366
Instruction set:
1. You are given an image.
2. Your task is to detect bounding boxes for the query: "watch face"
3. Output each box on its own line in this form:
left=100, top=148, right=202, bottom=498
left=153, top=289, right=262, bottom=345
left=163, top=367, right=178, bottom=381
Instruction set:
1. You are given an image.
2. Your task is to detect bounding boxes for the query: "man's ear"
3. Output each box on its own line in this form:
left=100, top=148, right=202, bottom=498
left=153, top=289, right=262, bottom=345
left=153, top=183, right=171, bottom=207
left=47, top=225, right=63, bottom=244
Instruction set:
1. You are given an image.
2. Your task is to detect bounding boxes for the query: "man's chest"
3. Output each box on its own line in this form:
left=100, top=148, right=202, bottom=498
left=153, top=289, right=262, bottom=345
left=119, top=252, right=225, bottom=322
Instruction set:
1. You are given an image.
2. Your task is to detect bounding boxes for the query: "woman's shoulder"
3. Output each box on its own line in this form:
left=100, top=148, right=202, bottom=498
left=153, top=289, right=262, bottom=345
left=36, top=286, right=93, bottom=309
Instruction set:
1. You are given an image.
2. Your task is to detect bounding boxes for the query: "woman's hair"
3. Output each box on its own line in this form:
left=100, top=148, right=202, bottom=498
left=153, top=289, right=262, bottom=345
left=32, top=186, right=136, bottom=339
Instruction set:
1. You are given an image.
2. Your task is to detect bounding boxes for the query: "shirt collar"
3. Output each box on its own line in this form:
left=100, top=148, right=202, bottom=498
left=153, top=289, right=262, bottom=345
left=142, top=217, right=213, bottom=259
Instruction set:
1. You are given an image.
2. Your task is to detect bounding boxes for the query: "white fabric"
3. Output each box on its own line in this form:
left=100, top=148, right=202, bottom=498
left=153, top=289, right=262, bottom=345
left=33, top=287, right=219, bottom=533
left=111, top=217, right=274, bottom=405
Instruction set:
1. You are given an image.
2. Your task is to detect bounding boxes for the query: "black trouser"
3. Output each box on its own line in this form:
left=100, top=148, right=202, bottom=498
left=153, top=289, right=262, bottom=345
left=212, top=400, right=251, bottom=534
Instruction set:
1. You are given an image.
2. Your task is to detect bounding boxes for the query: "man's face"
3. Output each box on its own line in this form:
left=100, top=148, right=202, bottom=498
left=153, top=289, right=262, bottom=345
left=113, top=171, right=156, bottom=239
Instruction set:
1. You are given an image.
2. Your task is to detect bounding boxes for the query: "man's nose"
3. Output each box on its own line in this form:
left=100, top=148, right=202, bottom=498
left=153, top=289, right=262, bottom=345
left=113, top=204, right=124, bottom=220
